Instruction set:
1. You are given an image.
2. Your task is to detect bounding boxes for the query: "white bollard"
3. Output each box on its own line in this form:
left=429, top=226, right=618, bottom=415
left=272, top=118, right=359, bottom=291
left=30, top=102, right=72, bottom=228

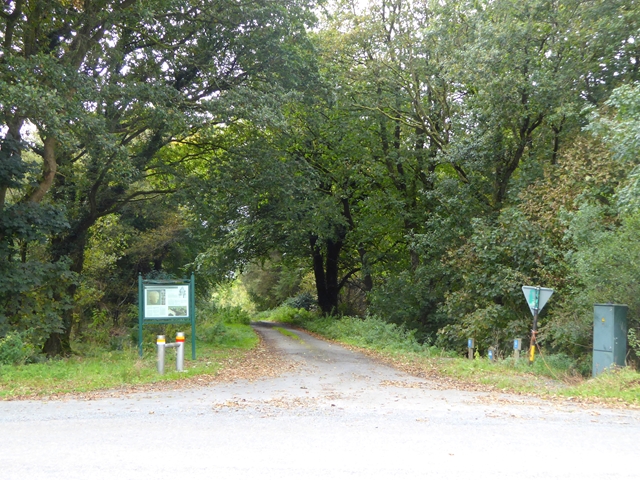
left=157, top=335, right=166, bottom=374
left=156, top=333, right=185, bottom=375
left=176, top=332, right=185, bottom=372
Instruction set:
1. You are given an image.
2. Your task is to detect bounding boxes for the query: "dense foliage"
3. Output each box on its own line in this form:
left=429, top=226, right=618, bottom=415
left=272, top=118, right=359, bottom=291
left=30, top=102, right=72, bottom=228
left=1, top=0, right=316, bottom=356
left=2, top=0, right=640, bottom=368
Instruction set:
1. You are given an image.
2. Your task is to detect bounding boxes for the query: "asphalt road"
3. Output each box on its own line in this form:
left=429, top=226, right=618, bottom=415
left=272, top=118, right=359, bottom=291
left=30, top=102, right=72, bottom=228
left=1, top=322, right=639, bottom=480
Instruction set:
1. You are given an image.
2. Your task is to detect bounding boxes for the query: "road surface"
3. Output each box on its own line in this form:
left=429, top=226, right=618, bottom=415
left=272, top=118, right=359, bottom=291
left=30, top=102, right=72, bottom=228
left=1, top=322, right=639, bottom=479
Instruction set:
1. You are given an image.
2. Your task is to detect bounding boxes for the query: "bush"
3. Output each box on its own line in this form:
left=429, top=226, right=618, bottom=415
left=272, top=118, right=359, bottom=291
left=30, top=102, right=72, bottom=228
left=194, top=304, right=254, bottom=346
left=369, top=269, right=445, bottom=343
left=197, top=321, right=227, bottom=343
left=283, top=293, right=316, bottom=311
left=0, top=332, right=34, bottom=366
left=304, top=315, right=426, bottom=353
left=534, top=353, right=576, bottom=374
left=215, top=306, right=251, bottom=325
left=197, top=303, right=251, bottom=325
left=197, top=322, right=256, bottom=348
left=258, top=305, right=318, bottom=325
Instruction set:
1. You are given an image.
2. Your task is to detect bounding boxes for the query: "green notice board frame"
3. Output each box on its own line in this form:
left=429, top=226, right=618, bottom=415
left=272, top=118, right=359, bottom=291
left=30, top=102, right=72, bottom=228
left=138, top=274, right=196, bottom=359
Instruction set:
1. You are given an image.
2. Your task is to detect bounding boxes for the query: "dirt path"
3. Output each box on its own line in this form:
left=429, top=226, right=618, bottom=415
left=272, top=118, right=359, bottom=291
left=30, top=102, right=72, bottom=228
left=1, top=322, right=639, bottom=480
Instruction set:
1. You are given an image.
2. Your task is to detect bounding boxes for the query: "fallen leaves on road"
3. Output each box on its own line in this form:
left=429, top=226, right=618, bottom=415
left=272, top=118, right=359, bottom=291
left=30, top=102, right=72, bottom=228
left=211, top=394, right=325, bottom=416
left=380, top=380, right=430, bottom=389
left=211, top=335, right=298, bottom=384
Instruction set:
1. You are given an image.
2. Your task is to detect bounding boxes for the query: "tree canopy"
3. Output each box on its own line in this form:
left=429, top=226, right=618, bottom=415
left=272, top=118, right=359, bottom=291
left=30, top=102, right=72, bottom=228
left=2, top=0, right=640, bottom=364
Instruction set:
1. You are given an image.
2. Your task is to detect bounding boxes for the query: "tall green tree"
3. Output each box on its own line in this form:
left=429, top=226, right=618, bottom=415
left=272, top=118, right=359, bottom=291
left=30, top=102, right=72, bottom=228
left=189, top=94, right=376, bottom=315
left=435, top=0, right=640, bottom=350
left=317, top=0, right=467, bottom=330
left=1, top=0, right=317, bottom=354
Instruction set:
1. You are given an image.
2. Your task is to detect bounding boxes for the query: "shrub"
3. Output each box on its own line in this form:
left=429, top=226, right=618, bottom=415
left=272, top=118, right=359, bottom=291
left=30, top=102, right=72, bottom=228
left=196, top=321, right=257, bottom=348
left=283, top=293, right=316, bottom=311
left=215, top=306, right=251, bottom=325
left=197, top=321, right=227, bottom=343
left=259, top=305, right=317, bottom=325
left=197, top=303, right=251, bottom=325
left=304, top=315, right=425, bottom=353
left=0, top=332, right=34, bottom=366
left=629, top=328, right=640, bottom=360
left=195, top=304, right=253, bottom=345
left=536, top=353, right=576, bottom=373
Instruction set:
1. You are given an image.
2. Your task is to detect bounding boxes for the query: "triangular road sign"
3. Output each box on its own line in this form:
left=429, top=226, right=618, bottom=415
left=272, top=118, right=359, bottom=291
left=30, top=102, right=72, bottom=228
left=522, top=286, right=554, bottom=316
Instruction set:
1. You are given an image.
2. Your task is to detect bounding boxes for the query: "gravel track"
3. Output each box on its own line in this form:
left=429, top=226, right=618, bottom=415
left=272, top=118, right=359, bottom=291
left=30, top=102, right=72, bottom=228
left=1, top=321, right=639, bottom=480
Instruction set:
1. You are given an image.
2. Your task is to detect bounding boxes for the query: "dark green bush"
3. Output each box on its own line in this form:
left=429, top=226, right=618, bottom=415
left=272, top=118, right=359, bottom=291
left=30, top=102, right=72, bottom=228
left=215, top=306, right=251, bottom=325
left=197, top=321, right=227, bottom=343
left=0, top=331, right=34, bottom=366
left=283, top=293, right=316, bottom=311
left=258, top=305, right=317, bottom=325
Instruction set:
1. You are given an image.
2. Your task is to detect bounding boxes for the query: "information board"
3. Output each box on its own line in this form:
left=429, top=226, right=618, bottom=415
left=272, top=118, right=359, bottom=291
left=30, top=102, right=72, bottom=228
left=138, top=274, right=196, bottom=360
left=144, top=285, right=189, bottom=318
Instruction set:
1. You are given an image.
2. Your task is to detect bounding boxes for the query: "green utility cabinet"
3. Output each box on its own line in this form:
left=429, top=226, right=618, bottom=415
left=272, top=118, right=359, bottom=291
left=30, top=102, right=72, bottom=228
left=592, top=304, right=628, bottom=377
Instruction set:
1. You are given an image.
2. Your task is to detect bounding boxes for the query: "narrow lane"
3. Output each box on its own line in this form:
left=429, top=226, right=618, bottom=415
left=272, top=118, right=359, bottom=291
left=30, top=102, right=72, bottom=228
left=1, top=322, right=639, bottom=480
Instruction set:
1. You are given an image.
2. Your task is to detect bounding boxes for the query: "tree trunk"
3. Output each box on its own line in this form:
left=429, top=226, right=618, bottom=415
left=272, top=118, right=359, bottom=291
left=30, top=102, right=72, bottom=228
left=42, top=220, right=92, bottom=356
left=359, top=247, right=373, bottom=293
left=310, top=235, right=343, bottom=315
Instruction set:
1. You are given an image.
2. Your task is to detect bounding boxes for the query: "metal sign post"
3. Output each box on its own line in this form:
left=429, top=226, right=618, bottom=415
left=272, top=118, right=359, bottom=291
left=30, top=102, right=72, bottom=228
left=522, top=286, right=553, bottom=364
left=513, top=338, right=522, bottom=361
left=139, top=274, right=196, bottom=360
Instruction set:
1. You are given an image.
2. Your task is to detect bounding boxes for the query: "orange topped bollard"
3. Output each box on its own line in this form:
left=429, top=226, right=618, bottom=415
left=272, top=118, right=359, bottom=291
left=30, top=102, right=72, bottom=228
left=176, top=332, right=185, bottom=372
left=157, top=335, right=166, bottom=374
left=156, top=333, right=185, bottom=374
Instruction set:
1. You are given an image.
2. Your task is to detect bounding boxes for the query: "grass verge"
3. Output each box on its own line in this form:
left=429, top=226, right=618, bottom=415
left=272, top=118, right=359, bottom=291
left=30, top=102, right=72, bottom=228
left=0, top=323, right=258, bottom=400
left=260, top=309, right=640, bottom=407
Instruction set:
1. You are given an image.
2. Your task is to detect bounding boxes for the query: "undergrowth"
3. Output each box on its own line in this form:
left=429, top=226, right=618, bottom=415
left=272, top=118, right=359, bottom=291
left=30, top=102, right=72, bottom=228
left=0, top=303, right=257, bottom=400
left=255, top=305, right=317, bottom=324
left=302, top=315, right=430, bottom=354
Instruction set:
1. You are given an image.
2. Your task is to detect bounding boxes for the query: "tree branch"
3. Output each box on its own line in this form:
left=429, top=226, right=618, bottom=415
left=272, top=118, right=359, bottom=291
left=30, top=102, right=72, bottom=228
left=27, top=136, right=57, bottom=203
left=338, top=267, right=360, bottom=291
left=101, top=188, right=177, bottom=216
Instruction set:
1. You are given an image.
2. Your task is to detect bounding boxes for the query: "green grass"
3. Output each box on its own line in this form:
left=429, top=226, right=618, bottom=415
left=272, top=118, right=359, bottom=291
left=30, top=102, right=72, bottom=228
left=425, top=355, right=640, bottom=404
left=0, top=324, right=258, bottom=400
left=273, top=327, right=303, bottom=341
left=563, top=368, right=640, bottom=404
